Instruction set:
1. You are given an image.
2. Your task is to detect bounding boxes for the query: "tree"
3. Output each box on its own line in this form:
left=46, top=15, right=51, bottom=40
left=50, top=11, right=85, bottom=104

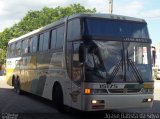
left=0, top=49, right=6, bottom=64
left=0, top=4, right=96, bottom=64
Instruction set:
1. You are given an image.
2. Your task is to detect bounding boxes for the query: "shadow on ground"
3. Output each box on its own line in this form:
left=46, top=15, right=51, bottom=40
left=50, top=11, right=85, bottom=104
left=1, top=88, right=159, bottom=119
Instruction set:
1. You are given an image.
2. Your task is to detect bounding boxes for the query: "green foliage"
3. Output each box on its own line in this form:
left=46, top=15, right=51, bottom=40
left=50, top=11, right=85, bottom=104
left=0, top=49, right=6, bottom=64
left=0, top=4, right=96, bottom=64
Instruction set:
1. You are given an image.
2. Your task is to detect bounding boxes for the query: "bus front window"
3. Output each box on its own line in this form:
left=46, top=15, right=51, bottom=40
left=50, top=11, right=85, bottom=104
left=85, top=41, right=152, bottom=83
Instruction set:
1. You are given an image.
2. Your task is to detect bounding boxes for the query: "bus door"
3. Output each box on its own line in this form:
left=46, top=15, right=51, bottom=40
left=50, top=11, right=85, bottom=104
left=70, top=41, right=84, bottom=109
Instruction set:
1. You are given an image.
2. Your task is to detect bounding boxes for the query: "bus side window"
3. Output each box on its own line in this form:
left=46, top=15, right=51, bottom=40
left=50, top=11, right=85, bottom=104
left=11, top=43, right=15, bottom=57
left=15, top=42, right=18, bottom=56
left=15, top=41, right=21, bottom=56
left=7, top=45, right=11, bottom=58
left=56, top=26, right=64, bottom=50
left=28, top=38, right=33, bottom=53
left=9, top=44, right=12, bottom=57
left=51, top=29, right=57, bottom=49
left=39, top=34, right=44, bottom=51
left=72, top=42, right=83, bottom=84
left=67, top=19, right=81, bottom=41
left=43, top=31, right=50, bottom=50
left=32, top=36, right=38, bottom=52
left=22, top=39, right=28, bottom=54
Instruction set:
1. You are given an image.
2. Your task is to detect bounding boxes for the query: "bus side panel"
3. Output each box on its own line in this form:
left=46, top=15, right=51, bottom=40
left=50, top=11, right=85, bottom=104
left=41, top=52, right=72, bottom=107
left=6, top=59, right=14, bottom=86
left=16, top=51, right=72, bottom=108
left=20, top=56, right=35, bottom=92
left=6, top=57, right=21, bottom=86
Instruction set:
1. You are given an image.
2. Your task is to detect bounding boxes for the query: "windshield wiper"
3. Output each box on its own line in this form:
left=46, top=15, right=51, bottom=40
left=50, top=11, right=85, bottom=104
left=107, top=59, right=122, bottom=84
left=126, top=49, right=143, bottom=84
left=108, top=49, right=144, bottom=84
left=127, top=59, right=144, bottom=84
left=107, top=50, right=124, bottom=84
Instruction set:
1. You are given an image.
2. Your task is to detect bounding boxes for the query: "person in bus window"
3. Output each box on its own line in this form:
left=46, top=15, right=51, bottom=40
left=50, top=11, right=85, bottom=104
left=86, top=46, right=100, bottom=70
left=86, top=46, right=107, bottom=80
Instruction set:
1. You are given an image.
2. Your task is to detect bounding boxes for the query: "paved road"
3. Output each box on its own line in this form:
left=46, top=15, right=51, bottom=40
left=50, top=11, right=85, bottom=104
left=0, top=77, right=160, bottom=119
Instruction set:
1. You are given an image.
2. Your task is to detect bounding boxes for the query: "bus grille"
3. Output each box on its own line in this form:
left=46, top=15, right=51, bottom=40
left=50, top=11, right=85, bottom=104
left=108, top=89, right=141, bottom=94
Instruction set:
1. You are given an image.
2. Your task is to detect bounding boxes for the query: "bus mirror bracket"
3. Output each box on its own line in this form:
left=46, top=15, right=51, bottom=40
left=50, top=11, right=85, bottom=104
left=79, top=44, right=85, bottom=63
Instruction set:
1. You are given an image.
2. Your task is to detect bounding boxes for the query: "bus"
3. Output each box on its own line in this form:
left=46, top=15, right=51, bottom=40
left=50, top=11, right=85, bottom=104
left=6, top=13, right=154, bottom=111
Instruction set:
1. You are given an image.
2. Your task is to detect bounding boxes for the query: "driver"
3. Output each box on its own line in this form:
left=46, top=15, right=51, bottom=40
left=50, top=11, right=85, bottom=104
left=86, top=46, right=106, bottom=80
left=86, top=46, right=100, bottom=70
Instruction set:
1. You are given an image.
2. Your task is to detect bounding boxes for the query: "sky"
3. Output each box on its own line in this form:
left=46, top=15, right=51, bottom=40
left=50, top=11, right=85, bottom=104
left=0, top=0, right=160, bottom=45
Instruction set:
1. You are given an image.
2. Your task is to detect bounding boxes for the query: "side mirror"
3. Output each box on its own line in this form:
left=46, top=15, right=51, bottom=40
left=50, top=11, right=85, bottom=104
left=79, top=44, right=85, bottom=63
left=79, top=62, right=84, bottom=67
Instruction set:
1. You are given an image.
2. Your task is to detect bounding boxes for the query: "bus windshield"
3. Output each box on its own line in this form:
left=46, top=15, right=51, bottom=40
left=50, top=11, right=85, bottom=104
left=85, top=40, right=152, bottom=83
left=85, top=18, right=149, bottom=39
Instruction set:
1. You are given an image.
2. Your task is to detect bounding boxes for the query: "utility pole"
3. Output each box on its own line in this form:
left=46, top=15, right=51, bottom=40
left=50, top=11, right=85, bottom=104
left=109, top=0, right=113, bottom=14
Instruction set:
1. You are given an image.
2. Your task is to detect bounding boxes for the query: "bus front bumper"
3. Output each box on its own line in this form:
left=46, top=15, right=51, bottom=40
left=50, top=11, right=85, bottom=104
left=82, top=94, right=153, bottom=111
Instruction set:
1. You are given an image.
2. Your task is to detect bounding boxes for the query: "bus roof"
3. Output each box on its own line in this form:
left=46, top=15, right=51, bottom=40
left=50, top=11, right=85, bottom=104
left=8, top=13, right=146, bottom=44
left=68, top=13, right=146, bottom=23
left=8, top=18, right=66, bottom=44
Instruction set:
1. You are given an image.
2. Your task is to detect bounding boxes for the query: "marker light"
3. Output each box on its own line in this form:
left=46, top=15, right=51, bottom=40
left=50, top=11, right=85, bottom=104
left=85, top=88, right=91, bottom=94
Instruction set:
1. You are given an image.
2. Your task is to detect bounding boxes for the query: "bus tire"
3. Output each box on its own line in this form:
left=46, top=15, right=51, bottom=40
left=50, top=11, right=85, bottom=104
left=14, top=78, right=23, bottom=95
left=54, top=85, right=64, bottom=112
left=12, top=75, right=15, bottom=86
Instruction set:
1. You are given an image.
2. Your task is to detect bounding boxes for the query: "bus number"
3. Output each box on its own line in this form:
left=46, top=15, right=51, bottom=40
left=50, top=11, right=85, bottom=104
left=100, top=84, right=107, bottom=88
left=100, top=84, right=118, bottom=89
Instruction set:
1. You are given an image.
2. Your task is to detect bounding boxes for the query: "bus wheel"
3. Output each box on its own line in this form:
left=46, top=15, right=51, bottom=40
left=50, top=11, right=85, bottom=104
left=14, top=79, right=23, bottom=95
left=54, top=85, right=64, bottom=112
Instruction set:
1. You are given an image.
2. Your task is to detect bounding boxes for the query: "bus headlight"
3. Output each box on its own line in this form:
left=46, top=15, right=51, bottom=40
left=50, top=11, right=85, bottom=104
left=148, top=98, right=152, bottom=102
left=92, top=100, right=97, bottom=104
left=142, top=98, right=153, bottom=103
left=91, top=100, right=104, bottom=104
left=91, top=100, right=105, bottom=109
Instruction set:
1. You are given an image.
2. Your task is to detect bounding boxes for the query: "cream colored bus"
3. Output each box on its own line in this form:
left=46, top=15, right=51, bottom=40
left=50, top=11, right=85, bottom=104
left=6, top=13, right=154, bottom=111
